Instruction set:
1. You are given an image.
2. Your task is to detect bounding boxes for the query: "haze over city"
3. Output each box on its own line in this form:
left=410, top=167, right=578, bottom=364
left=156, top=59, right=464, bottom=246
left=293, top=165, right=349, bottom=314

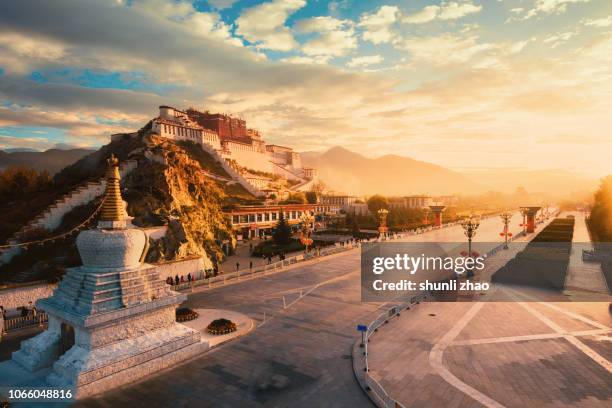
left=1, top=0, right=611, bottom=178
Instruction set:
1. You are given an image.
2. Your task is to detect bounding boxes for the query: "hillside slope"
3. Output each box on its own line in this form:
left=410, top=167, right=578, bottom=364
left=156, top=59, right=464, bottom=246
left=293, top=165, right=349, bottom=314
left=0, top=131, right=242, bottom=283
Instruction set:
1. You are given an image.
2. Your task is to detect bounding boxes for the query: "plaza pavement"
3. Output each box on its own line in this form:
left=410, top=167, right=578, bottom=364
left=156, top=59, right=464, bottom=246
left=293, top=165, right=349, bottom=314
left=3, top=212, right=609, bottom=407
left=366, top=212, right=612, bottom=408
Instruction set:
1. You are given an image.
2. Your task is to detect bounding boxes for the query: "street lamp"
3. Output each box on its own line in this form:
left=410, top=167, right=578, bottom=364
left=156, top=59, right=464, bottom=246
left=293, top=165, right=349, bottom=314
left=519, top=207, right=529, bottom=233
left=499, top=212, right=513, bottom=249
left=299, top=212, right=314, bottom=252
left=377, top=208, right=389, bottom=240
left=460, top=214, right=480, bottom=277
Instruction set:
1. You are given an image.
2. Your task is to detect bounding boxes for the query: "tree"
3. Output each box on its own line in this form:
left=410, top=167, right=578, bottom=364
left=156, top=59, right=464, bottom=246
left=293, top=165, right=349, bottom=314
left=589, top=175, right=612, bottom=242
left=273, top=213, right=292, bottom=245
left=309, top=180, right=327, bottom=195
left=281, top=192, right=306, bottom=204
left=350, top=216, right=360, bottom=237
left=305, top=191, right=318, bottom=204
left=367, top=194, right=388, bottom=215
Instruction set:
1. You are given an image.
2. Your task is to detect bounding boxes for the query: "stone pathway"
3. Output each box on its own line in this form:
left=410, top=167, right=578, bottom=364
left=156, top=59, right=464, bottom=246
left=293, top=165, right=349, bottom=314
left=563, top=211, right=609, bottom=294
left=367, top=293, right=612, bottom=408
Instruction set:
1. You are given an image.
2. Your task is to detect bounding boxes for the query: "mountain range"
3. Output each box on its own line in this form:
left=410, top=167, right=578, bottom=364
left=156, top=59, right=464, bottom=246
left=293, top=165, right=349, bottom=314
left=0, top=148, right=94, bottom=174
left=1, top=145, right=597, bottom=197
left=301, top=146, right=481, bottom=196
left=301, top=146, right=597, bottom=197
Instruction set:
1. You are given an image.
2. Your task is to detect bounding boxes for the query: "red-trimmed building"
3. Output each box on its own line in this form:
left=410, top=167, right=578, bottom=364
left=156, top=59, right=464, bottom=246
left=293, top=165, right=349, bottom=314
left=227, top=204, right=340, bottom=238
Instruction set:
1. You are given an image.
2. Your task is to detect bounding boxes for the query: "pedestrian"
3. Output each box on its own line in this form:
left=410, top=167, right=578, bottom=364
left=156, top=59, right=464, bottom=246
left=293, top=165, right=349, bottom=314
left=249, top=261, right=253, bottom=271
left=236, top=261, right=240, bottom=271
left=175, top=274, right=180, bottom=285
left=180, top=275, right=185, bottom=283
left=187, top=273, right=192, bottom=282
left=0, top=306, right=4, bottom=338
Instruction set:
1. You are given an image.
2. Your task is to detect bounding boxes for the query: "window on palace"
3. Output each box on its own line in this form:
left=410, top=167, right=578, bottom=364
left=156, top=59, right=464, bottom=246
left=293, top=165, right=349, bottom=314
left=240, top=215, right=248, bottom=223
left=248, top=214, right=255, bottom=222
left=257, top=213, right=262, bottom=222
left=272, top=212, right=277, bottom=220
left=232, top=215, right=239, bottom=224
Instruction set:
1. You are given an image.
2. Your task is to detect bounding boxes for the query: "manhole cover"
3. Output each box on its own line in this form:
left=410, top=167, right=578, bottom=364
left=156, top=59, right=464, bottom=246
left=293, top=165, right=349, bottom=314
left=429, top=313, right=436, bottom=317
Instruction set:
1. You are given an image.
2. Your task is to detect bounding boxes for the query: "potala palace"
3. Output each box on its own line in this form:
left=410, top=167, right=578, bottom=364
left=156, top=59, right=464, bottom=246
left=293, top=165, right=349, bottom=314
left=119, top=106, right=317, bottom=196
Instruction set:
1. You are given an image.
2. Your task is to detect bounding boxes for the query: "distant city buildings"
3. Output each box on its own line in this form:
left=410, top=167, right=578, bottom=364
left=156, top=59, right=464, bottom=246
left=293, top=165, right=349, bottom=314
left=320, top=195, right=358, bottom=210
left=387, top=195, right=457, bottom=210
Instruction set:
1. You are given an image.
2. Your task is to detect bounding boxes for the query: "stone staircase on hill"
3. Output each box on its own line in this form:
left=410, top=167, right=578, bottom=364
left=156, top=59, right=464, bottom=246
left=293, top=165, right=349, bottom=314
left=198, top=143, right=265, bottom=197
left=291, top=177, right=316, bottom=192
left=0, top=160, right=138, bottom=266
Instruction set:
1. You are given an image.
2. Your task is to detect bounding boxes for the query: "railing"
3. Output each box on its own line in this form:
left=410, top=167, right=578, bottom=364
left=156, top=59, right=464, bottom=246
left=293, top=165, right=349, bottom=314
left=167, top=219, right=501, bottom=293
left=359, top=297, right=427, bottom=408
left=169, top=241, right=364, bottom=292
left=3, top=312, right=48, bottom=333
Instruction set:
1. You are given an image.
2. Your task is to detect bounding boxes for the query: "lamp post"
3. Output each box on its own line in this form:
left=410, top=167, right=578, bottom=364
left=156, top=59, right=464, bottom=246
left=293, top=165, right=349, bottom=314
left=299, top=212, right=314, bottom=252
left=377, top=208, right=389, bottom=241
left=460, top=215, right=480, bottom=277
left=499, top=212, right=513, bottom=249
left=519, top=207, right=528, bottom=233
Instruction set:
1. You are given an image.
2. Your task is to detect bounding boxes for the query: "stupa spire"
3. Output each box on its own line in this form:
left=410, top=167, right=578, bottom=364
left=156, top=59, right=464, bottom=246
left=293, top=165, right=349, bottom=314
left=99, top=154, right=126, bottom=224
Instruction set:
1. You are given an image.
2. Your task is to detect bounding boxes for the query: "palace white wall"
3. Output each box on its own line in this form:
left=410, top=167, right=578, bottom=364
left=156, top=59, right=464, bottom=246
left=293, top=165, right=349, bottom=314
left=223, top=145, right=274, bottom=174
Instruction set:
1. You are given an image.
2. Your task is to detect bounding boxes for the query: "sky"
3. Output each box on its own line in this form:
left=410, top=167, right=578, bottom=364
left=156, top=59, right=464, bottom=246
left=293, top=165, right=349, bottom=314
left=0, top=0, right=611, bottom=177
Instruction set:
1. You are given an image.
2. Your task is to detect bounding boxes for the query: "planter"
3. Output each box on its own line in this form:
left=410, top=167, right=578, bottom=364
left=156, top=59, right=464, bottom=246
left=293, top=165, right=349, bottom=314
left=206, top=318, right=237, bottom=335
left=176, top=307, right=199, bottom=322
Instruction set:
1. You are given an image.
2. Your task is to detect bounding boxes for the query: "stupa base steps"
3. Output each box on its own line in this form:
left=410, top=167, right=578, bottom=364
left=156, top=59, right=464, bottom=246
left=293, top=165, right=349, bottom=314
left=13, top=322, right=205, bottom=400
left=48, top=323, right=203, bottom=399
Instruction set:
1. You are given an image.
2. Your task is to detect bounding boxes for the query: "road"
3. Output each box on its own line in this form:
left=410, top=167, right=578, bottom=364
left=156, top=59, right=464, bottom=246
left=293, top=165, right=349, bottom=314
left=77, top=214, right=536, bottom=407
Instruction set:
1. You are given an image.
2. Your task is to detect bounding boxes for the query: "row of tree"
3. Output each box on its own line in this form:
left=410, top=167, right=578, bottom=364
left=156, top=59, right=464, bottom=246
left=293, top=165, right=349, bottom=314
left=588, top=176, right=612, bottom=242
left=0, top=166, right=53, bottom=203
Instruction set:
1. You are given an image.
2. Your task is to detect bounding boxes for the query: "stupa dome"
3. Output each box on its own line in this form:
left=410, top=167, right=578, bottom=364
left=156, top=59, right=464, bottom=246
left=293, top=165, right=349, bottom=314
left=77, top=228, right=146, bottom=271
left=76, top=154, right=147, bottom=271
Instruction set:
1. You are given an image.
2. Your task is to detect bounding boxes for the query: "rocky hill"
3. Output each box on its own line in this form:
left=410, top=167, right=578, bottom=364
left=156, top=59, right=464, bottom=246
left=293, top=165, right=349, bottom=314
left=0, top=130, right=249, bottom=283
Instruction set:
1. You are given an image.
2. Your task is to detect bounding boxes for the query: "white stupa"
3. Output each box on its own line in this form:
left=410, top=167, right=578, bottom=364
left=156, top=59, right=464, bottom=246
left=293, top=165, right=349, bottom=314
left=12, top=155, right=203, bottom=398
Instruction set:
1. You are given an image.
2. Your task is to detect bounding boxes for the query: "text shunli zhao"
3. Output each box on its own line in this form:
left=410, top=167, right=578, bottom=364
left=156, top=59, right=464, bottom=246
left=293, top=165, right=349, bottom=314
left=370, top=254, right=490, bottom=292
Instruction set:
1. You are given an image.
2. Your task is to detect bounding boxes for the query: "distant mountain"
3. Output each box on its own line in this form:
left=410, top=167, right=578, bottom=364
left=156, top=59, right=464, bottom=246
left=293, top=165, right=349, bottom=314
left=301, top=146, right=481, bottom=196
left=3, top=148, right=40, bottom=153
left=0, top=148, right=95, bottom=175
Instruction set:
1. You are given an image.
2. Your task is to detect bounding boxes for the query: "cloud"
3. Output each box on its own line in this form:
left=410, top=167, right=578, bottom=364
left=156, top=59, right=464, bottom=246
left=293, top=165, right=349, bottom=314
left=583, top=16, right=612, bottom=28
left=358, top=5, right=400, bottom=44
left=0, top=0, right=610, bottom=177
left=403, top=1, right=482, bottom=24
left=510, top=0, right=591, bottom=21
left=543, top=31, right=579, bottom=48
left=280, top=55, right=332, bottom=65
left=235, top=0, right=305, bottom=51
left=398, top=33, right=494, bottom=66
left=0, top=32, right=66, bottom=75
left=346, top=55, right=384, bottom=68
left=295, top=16, right=357, bottom=57
left=207, top=0, right=238, bottom=10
